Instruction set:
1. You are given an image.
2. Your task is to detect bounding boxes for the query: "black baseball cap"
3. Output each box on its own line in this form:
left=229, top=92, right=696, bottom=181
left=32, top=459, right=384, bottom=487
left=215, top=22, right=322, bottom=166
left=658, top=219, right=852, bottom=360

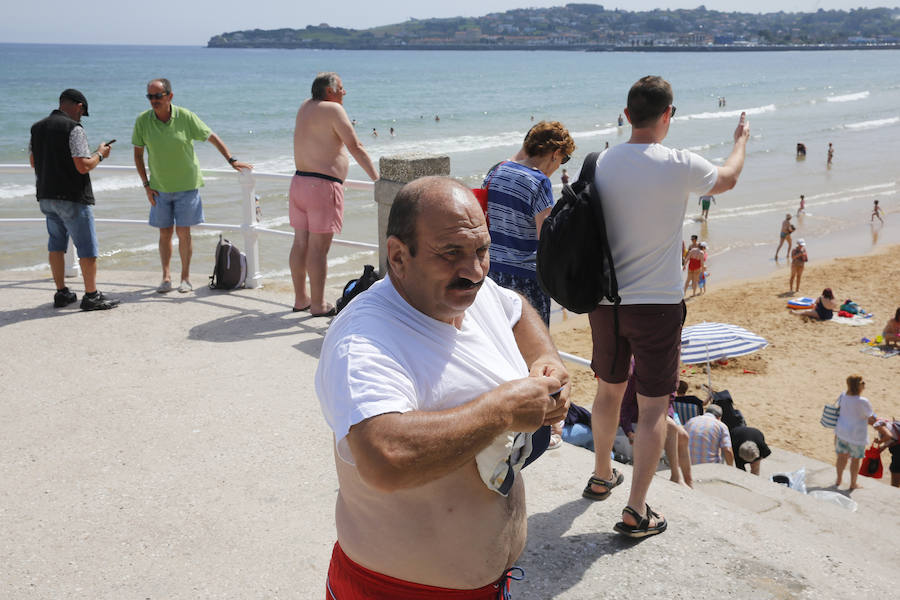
left=59, top=89, right=89, bottom=116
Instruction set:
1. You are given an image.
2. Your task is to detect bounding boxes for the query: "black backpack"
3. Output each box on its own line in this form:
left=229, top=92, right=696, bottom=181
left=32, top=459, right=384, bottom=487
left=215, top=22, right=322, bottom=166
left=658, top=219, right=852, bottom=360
left=209, top=235, right=247, bottom=290
left=335, top=264, right=380, bottom=314
left=536, top=152, right=620, bottom=313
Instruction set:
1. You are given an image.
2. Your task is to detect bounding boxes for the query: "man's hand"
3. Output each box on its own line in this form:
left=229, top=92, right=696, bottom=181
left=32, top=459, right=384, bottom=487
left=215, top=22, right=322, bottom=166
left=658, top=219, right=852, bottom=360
left=145, top=186, right=159, bottom=206
left=529, top=359, right=570, bottom=425
left=491, top=374, right=561, bottom=432
left=97, top=142, right=111, bottom=160
left=733, top=111, right=750, bottom=144
left=230, top=160, right=253, bottom=172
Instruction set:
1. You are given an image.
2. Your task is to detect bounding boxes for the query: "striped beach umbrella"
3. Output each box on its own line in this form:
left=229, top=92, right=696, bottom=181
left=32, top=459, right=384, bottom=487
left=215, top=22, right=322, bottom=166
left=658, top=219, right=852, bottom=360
left=681, top=322, right=768, bottom=388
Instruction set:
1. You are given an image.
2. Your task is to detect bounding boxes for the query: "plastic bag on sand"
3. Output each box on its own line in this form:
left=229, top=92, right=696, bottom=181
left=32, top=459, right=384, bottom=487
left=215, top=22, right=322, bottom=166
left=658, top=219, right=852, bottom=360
left=808, top=490, right=858, bottom=512
left=771, top=467, right=807, bottom=494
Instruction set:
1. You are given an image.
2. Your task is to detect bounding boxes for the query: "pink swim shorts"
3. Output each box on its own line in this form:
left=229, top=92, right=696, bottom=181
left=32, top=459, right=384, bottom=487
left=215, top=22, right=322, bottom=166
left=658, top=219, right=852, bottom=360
left=289, top=173, right=344, bottom=233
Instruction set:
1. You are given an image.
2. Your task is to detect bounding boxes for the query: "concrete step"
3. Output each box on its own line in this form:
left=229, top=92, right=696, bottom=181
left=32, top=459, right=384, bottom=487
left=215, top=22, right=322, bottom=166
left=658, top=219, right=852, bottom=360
left=518, top=442, right=897, bottom=599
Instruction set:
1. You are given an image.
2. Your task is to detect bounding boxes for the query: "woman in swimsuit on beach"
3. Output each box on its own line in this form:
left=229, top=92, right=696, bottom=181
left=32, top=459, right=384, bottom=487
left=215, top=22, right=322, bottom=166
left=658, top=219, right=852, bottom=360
left=798, top=287, right=839, bottom=320
left=883, top=307, right=900, bottom=347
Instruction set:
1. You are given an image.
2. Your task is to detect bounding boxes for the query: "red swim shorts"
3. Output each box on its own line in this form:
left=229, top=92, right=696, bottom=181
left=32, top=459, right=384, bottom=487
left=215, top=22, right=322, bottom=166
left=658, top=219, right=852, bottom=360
left=290, top=173, right=344, bottom=234
left=325, top=542, right=513, bottom=599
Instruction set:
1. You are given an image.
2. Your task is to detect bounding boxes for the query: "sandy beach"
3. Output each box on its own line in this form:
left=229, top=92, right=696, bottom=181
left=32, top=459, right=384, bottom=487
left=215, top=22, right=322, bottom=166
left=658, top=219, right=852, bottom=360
left=553, top=243, right=900, bottom=467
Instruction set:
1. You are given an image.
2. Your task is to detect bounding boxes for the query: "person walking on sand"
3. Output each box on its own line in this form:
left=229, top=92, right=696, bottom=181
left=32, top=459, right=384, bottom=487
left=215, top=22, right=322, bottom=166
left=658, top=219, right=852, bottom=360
left=774, top=213, right=794, bottom=260
left=698, top=194, right=715, bottom=220
left=316, top=176, right=569, bottom=597
left=30, top=89, right=119, bottom=311
left=290, top=72, right=378, bottom=317
left=871, top=199, right=884, bottom=224
left=834, top=374, right=877, bottom=490
left=581, top=75, right=749, bottom=538
left=797, top=194, right=805, bottom=216
left=789, top=238, right=807, bottom=292
left=133, top=78, right=252, bottom=294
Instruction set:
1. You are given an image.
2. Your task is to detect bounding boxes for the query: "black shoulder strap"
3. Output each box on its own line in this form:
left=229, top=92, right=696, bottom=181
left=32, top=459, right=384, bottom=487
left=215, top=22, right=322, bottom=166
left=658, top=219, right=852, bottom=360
left=576, top=152, right=601, bottom=187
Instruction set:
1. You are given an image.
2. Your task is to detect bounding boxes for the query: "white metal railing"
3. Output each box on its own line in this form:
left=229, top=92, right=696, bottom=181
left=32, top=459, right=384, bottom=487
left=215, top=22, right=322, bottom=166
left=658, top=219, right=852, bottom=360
left=0, top=165, right=376, bottom=287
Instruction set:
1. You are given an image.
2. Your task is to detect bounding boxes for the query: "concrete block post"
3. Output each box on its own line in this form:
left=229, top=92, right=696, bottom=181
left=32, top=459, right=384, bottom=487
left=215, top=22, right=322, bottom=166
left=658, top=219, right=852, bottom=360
left=373, top=154, right=450, bottom=275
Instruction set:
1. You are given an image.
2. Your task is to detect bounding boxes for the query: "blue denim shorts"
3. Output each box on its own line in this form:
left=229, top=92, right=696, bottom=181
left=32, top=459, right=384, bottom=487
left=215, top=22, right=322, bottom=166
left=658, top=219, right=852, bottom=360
left=39, top=199, right=98, bottom=258
left=149, top=189, right=204, bottom=228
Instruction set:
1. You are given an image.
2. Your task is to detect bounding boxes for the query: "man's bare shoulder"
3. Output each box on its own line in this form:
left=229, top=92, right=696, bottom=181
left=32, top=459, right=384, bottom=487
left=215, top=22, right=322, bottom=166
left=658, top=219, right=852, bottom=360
left=298, top=99, right=347, bottom=120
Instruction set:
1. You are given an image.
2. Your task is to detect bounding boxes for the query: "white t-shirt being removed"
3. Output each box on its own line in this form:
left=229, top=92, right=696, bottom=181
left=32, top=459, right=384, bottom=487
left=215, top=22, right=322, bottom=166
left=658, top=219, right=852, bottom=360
left=587, top=144, right=717, bottom=304
left=316, top=276, right=528, bottom=465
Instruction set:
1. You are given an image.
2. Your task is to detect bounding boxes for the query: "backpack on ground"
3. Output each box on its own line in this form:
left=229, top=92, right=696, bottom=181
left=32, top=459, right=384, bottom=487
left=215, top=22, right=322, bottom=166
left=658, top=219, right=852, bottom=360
left=209, top=235, right=247, bottom=290
left=335, top=264, right=380, bottom=314
left=536, top=152, right=620, bottom=313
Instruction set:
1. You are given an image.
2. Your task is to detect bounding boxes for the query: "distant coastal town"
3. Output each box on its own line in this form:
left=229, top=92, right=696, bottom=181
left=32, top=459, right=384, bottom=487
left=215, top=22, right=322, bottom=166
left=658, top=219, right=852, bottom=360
left=207, top=5, right=900, bottom=51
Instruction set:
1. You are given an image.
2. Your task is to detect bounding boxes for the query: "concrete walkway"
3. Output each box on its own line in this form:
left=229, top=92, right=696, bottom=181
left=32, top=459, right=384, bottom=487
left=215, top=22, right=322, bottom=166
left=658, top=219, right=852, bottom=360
left=1, top=270, right=895, bottom=599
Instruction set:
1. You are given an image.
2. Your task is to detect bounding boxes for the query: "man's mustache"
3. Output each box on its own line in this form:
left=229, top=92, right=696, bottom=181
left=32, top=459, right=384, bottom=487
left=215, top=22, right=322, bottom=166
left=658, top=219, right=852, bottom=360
left=448, top=278, right=483, bottom=291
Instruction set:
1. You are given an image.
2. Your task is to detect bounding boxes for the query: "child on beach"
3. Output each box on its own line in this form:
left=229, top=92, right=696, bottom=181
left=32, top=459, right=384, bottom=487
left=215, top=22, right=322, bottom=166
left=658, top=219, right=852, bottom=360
left=871, top=199, right=884, bottom=223
left=797, top=194, right=805, bottom=216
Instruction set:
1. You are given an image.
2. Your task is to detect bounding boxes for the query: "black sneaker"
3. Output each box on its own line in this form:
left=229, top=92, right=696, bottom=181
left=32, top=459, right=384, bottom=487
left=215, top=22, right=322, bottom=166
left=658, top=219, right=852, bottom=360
left=80, top=291, right=120, bottom=311
left=53, top=287, right=77, bottom=308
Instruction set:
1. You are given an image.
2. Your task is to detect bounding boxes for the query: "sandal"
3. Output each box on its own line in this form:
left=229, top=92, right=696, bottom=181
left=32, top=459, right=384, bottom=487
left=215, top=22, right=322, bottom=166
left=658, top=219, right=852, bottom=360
left=581, top=469, right=624, bottom=501
left=614, top=504, right=667, bottom=538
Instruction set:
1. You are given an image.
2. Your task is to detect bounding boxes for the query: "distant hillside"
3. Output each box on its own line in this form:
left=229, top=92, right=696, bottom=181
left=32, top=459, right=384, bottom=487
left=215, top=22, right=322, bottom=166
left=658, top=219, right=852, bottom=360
left=207, top=5, right=900, bottom=50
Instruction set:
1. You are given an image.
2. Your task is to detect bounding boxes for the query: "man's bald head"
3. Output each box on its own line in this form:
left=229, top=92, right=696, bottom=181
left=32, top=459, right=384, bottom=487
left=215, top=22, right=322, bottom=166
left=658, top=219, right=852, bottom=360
left=386, top=176, right=482, bottom=257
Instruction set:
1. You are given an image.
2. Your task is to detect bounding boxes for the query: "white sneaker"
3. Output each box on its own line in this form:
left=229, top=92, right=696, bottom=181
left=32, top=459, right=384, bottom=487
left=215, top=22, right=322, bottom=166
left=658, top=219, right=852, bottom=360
left=177, top=280, right=193, bottom=293
left=157, top=280, right=173, bottom=293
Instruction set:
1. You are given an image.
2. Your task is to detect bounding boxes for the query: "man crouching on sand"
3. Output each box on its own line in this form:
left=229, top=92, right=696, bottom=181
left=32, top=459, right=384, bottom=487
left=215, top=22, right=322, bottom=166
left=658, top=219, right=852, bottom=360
left=315, top=177, right=569, bottom=598
left=290, top=72, right=378, bottom=317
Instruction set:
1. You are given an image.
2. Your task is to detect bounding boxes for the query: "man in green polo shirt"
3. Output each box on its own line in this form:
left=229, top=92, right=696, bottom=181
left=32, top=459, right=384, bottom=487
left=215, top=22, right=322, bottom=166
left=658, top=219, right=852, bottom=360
left=133, top=78, right=252, bottom=293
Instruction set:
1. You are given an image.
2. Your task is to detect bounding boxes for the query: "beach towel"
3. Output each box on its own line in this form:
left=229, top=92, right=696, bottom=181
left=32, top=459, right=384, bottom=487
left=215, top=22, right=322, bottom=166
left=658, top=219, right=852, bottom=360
left=831, top=314, right=873, bottom=326
left=860, top=346, right=900, bottom=358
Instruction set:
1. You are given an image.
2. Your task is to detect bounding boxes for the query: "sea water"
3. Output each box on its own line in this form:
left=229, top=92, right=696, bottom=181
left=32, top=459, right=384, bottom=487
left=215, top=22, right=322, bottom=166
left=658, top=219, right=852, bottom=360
left=1, top=44, right=898, bottom=286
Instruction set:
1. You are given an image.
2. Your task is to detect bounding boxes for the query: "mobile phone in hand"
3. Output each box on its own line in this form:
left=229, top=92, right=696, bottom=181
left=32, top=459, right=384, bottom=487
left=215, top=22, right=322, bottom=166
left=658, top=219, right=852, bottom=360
left=105, top=139, right=116, bottom=145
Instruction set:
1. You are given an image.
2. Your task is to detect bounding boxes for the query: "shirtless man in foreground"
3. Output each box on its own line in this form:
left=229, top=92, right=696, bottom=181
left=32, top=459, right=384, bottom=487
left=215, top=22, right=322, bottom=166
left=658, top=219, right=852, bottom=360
left=290, top=72, right=378, bottom=316
left=316, top=177, right=569, bottom=597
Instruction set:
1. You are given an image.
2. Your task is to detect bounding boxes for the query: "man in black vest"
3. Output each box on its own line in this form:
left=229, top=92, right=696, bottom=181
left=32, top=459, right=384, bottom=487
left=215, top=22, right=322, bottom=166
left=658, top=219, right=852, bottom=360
left=30, top=89, right=118, bottom=310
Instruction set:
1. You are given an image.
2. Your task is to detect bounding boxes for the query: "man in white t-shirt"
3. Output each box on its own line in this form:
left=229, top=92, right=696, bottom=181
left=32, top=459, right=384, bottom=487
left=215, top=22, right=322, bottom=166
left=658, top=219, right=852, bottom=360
left=315, top=176, right=570, bottom=597
left=583, top=75, right=750, bottom=538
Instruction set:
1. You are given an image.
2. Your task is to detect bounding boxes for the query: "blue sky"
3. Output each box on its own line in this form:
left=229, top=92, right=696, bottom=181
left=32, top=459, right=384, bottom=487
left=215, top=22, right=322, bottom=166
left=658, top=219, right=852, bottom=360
left=2, top=1, right=891, bottom=45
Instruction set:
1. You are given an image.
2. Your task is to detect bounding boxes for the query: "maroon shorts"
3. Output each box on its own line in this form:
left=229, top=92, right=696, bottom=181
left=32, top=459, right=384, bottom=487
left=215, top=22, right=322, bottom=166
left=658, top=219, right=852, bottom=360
left=588, top=302, right=685, bottom=397
left=325, top=542, right=512, bottom=599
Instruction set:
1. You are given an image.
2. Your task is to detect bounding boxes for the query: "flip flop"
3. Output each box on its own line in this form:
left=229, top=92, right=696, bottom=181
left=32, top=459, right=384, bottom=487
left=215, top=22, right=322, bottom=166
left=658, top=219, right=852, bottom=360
left=582, top=469, right=624, bottom=501
left=292, top=304, right=311, bottom=312
left=614, top=504, right=667, bottom=538
left=310, top=304, right=337, bottom=318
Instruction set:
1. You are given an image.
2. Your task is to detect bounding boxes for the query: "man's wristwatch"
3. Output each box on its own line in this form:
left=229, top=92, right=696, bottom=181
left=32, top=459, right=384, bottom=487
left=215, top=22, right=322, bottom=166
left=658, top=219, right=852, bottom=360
left=96, top=152, right=103, bottom=162
left=143, top=181, right=150, bottom=188
left=227, top=156, right=237, bottom=164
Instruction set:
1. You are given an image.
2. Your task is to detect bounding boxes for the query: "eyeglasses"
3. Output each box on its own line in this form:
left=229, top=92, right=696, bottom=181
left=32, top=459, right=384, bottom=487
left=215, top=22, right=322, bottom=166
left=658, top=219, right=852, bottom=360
left=670, top=106, right=677, bottom=118
left=560, top=153, right=571, bottom=164
left=146, top=92, right=169, bottom=100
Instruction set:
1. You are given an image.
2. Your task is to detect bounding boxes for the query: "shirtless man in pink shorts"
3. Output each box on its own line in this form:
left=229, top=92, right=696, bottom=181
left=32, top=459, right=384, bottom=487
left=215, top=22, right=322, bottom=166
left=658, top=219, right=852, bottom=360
left=291, top=72, right=378, bottom=316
